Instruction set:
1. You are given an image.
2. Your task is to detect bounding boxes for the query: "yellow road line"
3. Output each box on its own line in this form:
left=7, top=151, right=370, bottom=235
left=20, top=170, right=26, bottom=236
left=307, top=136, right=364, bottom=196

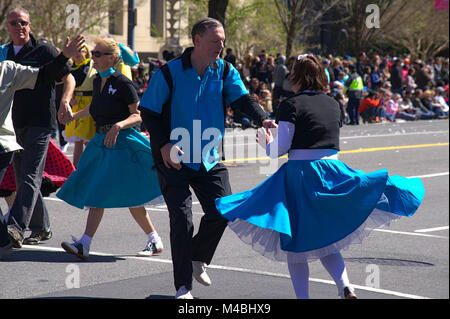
left=222, top=142, right=449, bottom=164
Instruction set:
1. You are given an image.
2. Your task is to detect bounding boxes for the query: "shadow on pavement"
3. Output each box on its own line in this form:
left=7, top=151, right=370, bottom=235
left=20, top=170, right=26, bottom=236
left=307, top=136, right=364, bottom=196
left=1, top=249, right=124, bottom=263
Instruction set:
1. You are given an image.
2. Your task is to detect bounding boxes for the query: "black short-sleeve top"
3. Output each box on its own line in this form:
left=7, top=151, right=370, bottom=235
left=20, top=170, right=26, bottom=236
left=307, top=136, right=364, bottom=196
left=276, top=92, right=342, bottom=151
left=90, top=71, right=139, bottom=127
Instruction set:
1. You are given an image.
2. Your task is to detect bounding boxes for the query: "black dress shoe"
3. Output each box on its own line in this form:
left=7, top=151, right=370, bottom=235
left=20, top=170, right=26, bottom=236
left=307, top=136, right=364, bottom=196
left=23, top=230, right=52, bottom=245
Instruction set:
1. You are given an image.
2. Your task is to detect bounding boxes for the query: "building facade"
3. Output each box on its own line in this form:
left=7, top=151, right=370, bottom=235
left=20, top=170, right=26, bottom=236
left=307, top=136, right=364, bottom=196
left=104, top=0, right=190, bottom=62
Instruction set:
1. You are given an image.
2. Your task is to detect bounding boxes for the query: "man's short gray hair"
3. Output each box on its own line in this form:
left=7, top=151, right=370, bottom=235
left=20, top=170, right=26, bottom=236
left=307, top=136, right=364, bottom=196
left=7, top=7, right=31, bottom=21
left=191, top=17, right=223, bottom=44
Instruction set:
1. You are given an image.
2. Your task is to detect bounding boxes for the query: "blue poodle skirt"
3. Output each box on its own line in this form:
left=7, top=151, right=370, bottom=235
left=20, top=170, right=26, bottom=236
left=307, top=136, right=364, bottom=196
left=57, top=128, right=162, bottom=209
left=215, top=159, right=424, bottom=263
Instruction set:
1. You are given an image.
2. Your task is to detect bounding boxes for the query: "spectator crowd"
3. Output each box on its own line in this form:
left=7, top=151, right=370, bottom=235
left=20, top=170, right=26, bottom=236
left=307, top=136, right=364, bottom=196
left=132, top=49, right=449, bottom=129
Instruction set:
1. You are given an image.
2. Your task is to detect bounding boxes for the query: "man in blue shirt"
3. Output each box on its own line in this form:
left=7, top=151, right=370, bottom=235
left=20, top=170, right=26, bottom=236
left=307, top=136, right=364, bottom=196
left=139, top=18, right=276, bottom=299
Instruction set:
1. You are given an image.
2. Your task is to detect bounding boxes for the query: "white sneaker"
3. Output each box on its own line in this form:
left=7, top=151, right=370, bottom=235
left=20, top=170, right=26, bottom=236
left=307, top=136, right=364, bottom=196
left=192, top=261, right=211, bottom=286
left=61, top=236, right=89, bottom=260
left=136, top=238, right=163, bottom=257
left=175, top=285, right=193, bottom=299
left=61, top=143, right=69, bottom=153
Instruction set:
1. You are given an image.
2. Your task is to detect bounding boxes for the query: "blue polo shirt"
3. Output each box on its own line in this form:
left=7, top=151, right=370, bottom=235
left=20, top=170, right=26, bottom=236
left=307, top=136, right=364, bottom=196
left=140, top=48, right=248, bottom=171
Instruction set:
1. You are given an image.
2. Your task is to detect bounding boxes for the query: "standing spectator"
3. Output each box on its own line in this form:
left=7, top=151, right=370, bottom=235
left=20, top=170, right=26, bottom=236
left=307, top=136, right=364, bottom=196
left=323, top=59, right=334, bottom=85
left=131, top=67, right=147, bottom=98
left=370, top=66, right=382, bottom=90
left=223, top=48, right=236, bottom=67
left=242, top=53, right=254, bottom=86
left=356, top=52, right=367, bottom=76
left=362, top=66, right=372, bottom=90
left=402, top=64, right=409, bottom=83
left=250, top=55, right=260, bottom=79
left=323, top=59, right=331, bottom=86
left=405, top=68, right=417, bottom=92
left=415, top=63, right=434, bottom=90
left=3, top=8, right=76, bottom=248
left=371, top=54, right=382, bottom=69
left=344, top=64, right=364, bottom=125
left=255, top=61, right=270, bottom=85
left=337, top=71, right=347, bottom=85
left=332, top=58, right=344, bottom=81
left=266, top=56, right=275, bottom=88
left=441, top=59, right=449, bottom=86
left=390, top=59, right=403, bottom=95
left=272, top=55, right=288, bottom=115
left=433, top=57, right=444, bottom=83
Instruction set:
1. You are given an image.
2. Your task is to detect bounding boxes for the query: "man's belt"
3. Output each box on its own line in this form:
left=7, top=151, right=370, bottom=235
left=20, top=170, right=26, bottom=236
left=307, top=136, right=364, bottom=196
left=73, top=91, right=93, bottom=97
left=96, top=124, right=114, bottom=134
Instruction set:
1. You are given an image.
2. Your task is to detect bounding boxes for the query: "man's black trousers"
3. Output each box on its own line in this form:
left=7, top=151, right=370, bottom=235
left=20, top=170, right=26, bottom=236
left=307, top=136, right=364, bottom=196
left=155, top=162, right=231, bottom=291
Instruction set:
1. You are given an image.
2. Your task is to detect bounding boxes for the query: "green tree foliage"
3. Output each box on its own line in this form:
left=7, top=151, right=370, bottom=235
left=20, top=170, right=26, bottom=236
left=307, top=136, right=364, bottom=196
left=1, top=0, right=123, bottom=47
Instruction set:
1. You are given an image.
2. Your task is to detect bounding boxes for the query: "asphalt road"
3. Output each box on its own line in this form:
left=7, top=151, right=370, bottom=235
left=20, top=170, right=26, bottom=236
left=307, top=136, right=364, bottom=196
left=0, top=119, right=448, bottom=303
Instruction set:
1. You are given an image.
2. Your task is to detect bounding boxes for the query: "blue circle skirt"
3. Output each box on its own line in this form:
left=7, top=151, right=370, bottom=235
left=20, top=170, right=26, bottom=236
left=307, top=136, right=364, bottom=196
left=57, top=128, right=162, bottom=209
left=215, top=159, right=424, bottom=263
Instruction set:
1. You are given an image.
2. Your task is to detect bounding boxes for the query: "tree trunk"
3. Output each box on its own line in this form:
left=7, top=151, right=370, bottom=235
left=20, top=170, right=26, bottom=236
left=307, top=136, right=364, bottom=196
left=208, top=0, right=229, bottom=27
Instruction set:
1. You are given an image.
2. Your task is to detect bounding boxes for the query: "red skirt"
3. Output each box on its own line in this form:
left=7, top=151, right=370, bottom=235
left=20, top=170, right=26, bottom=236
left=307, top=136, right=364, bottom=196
left=0, top=139, right=75, bottom=197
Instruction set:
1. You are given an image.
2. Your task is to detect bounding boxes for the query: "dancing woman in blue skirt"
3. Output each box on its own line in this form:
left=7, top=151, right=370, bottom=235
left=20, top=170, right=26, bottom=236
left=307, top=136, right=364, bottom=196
left=57, top=36, right=163, bottom=259
left=215, top=54, right=424, bottom=299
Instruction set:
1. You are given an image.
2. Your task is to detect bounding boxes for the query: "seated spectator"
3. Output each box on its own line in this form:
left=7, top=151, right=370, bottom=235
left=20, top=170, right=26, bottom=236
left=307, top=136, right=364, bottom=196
left=225, top=106, right=238, bottom=128
left=422, top=90, right=448, bottom=118
left=359, top=90, right=383, bottom=123
left=386, top=93, right=419, bottom=121
left=412, top=89, right=436, bottom=117
left=259, top=83, right=273, bottom=115
left=434, top=87, right=449, bottom=114
left=404, top=90, right=434, bottom=120
left=249, top=77, right=260, bottom=96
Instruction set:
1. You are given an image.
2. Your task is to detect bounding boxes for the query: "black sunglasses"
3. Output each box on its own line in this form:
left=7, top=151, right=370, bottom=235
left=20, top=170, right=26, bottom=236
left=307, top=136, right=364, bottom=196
left=91, top=51, right=114, bottom=58
left=9, top=20, right=29, bottom=27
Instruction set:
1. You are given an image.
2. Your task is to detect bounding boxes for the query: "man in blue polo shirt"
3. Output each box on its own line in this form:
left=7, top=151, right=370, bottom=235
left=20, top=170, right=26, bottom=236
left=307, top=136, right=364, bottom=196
left=139, top=18, right=276, bottom=299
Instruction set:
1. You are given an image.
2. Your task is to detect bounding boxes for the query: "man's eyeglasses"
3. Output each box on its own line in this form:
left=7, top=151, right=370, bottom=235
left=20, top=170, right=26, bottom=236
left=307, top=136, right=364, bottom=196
left=8, top=20, right=29, bottom=27
left=91, top=51, right=114, bottom=58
